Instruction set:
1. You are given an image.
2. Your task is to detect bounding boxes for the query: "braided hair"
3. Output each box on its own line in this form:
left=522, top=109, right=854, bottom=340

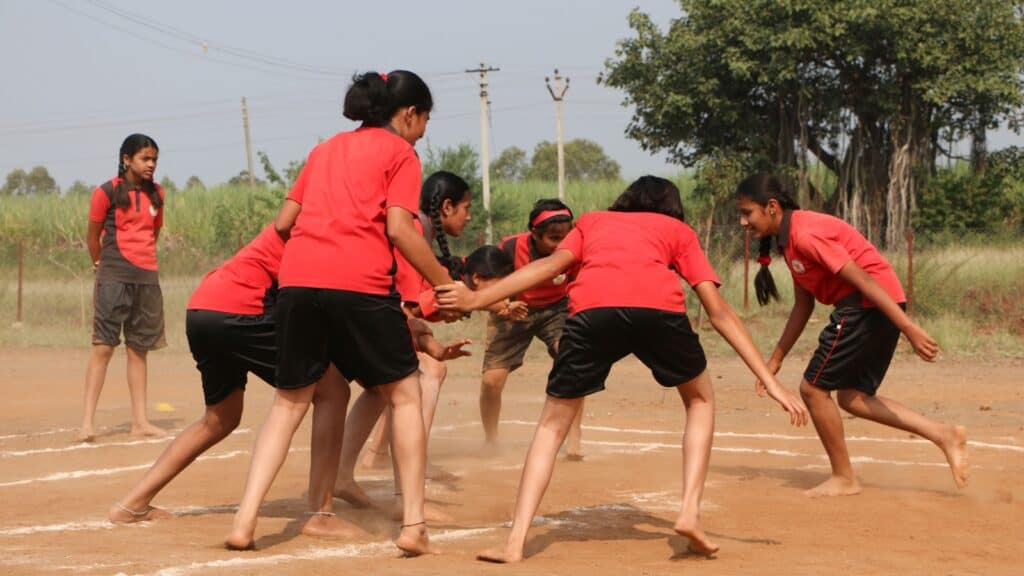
left=735, top=173, right=800, bottom=305
left=420, top=171, right=471, bottom=278
left=114, top=133, right=162, bottom=210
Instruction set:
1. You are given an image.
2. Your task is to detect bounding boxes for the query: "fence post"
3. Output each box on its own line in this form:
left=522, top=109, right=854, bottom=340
left=906, top=226, right=914, bottom=316
left=743, top=229, right=750, bottom=312
left=15, top=242, right=24, bottom=326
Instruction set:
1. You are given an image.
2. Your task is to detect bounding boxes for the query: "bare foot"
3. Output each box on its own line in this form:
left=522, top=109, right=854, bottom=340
left=360, top=449, right=390, bottom=470
left=224, top=532, right=256, bottom=551
left=108, top=503, right=173, bottom=524
left=426, top=464, right=460, bottom=482
left=391, top=500, right=454, bottom=524
left=78, top=427, right=96, bottom=443
left=803, top=475, right=861, bottom=498
left=673, top=518, right=719, bottom=556
left=395, top=523, right=435, bottom=557
left=940, top=425, right=970, bottom=489
left=130, top=423, right=167, bottom=438
left=301, top=513, right=369, bottom=539
left=334, top=479, right=374, bottom=508
left=565, top=452, right=585, bottom=462
left=477, top=544, right=524, bottom=563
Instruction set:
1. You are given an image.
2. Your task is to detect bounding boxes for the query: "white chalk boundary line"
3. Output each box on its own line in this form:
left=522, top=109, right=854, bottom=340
left=0, top=450, right=245, bottom=489
left=118, top=527, right=495, bottom=576
left=0, top=429, right=252, bottom=458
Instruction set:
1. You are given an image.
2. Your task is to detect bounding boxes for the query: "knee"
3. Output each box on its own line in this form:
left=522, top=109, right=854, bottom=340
left=481, top=372, right=506, bottom=395
left=204, top=408, right=241, bottom=436
left=835, top=389, right=860, bottom=411
left=420, top=356, right=447, bottom=382
left=799, top=380, right=825, bottom=403
left=92, top=345, right=115, bottom=362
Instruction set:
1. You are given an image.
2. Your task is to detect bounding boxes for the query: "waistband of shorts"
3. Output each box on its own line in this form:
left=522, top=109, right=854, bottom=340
left=834, top=291, right=862, bottom=309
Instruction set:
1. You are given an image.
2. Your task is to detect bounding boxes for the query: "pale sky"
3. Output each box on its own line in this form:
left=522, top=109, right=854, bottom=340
left=0, top=0, right=1018, bottom=189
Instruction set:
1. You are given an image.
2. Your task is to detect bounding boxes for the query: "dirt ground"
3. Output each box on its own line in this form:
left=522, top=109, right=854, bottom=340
left=0, top=346, right=1021, bottom=575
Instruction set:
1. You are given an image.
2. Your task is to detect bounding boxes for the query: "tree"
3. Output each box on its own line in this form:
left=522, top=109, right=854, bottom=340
left=257, top=150, right=306, bottom=188
left=64, top=180, right=92, bottom=196
left=422, top=142, right=481, bottom=192
left=1, top=166, right=58, bottom=195
left=491, top=146, right=529, bottom=181
left=602, top=1, right=1024, bottom=248
left=159, top=175, right=178, bottom=194
left=227, top=170, right=264, bottom=187
left=528, top=139, right=621, bottom=181
left=184, top=175, right=205, bottom=191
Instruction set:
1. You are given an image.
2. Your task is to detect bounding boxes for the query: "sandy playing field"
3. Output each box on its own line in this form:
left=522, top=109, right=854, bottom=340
left=0, top=345, right=1021, bottom=575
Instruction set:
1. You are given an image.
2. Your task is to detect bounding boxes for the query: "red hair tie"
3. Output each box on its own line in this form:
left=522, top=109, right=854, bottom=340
left=756, top=256, right=771, bottom=266
left=530, top=209, right=572, bottom=228
left=379, top=72, right=388, bottom=82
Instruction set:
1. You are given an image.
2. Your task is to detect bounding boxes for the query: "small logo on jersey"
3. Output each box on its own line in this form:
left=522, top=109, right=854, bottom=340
left=149, top=205, right=159, bottom=217
left=790, top=259, right=806, bottom=274
left=552, top=273, right=567, bottom=286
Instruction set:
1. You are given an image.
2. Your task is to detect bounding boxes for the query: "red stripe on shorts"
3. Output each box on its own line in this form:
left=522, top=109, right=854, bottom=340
left=811, top=315, right=846, bottom=387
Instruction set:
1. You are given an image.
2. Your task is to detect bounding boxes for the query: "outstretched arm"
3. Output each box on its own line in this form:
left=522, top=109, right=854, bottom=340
left=836, top=261, right=938, bottom=361
left=436, top=249, right=576, bottom=312
left=694, top=281, right=808, bottom=426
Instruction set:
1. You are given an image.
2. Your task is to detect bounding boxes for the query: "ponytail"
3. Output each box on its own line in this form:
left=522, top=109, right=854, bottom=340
left=736, top=172, right=799, bottom=307
left=343, top=70, right=433, bottom=127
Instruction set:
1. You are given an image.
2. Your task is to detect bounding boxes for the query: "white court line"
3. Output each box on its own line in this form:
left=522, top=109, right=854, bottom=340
left=0, top=428, right=252, bottom=458
left=122, top=527, right=495, bottom=576
left=0, top=427, right=78, bottom=441
left=0, top=520, right=120, bottom=536
left=0, top=451, right=245, bottom=489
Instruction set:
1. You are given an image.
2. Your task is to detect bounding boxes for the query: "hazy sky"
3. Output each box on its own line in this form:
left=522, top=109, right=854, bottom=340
left=1, top=0, right=1018, bottom=189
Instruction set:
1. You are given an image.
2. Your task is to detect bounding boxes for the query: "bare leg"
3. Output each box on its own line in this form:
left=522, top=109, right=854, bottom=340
left=225, top=384, right=316, bottom=550
left=836, top=390, right=969, bottom=488
left=673, top=371, right=719, bottom=555
left=126, top=346, right=166, bottom=437
left=477, top=395, right=583, bottom=564
left=335, top=389, right=387, bottom=507
left=480, top=368, right=510, bottom=446
left=378, top=372, right=433, bottom=556
left=302, top=366, right=366, bottom=538
left=81, top=344, right=115, bottom=442
left=800, top=380, right=860, bottom=497
left=360, top=413, right=391, bottom=470
left=417, top=353, right=447, bottom=435
left=111, top=388, right=244, bottom=523
left=565, top=397, right=585, bottom=461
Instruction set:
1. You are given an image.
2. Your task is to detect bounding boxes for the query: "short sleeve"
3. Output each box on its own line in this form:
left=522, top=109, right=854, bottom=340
left=797, top=230, right=851, bottom=275
left=286, top=149, right=316, bottom=205
left=88, top=186, right=110, bottom=223
left=385, top=148, right=422, bottom=214
left=153, top=184, right=165, bottom=229
left=418, top=289, right=440, bottom=322
left=556, top=227, right=583, bottom=260
left=672, top=224, right=721, bottom=287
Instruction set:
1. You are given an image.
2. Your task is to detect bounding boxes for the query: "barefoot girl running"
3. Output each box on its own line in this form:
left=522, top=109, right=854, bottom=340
left=110, top=225, right=350, bottom=539
left=82, top=134, right=167, bottom=441
left=735, top=173, right=969, bottom=496
left=226, top=70, right=449, bottom=556
left=439, top=176, right=808, bottom=562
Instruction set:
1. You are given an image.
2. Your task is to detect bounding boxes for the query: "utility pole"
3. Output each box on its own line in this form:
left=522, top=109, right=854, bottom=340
left=241, top=97, right=255, bottom=188
left=467, top=61, right=500, bottom=243
left=545, top=69, right=569, bottom=201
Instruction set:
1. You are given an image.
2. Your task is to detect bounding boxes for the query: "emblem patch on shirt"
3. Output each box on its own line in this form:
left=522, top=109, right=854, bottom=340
left=149, top=205, right=159, bottom=217
left=552, top=273, right=567, bottom=286
left=790, top=259, right=806, bottom=274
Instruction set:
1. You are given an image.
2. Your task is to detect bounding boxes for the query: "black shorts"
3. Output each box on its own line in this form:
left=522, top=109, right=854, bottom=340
left=804, top=304, right=904, bottom=396
left=186, top=309, right=276, bottom=406
left=546, top=307, right=708, bottom=398
left=92, top=280, right=166, bottom=351
left=275, top=287, right=418, bottom=390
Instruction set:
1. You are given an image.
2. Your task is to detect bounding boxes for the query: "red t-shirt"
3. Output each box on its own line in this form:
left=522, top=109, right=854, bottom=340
left=279, top=127, right=422, bottom=293
left=187, top=225, right=285, bottom=315
left=88, top=177, right=164, bottom=285
left=780, top=210, right=906, bottom=306
left=556, top=211, right=720, bottom=316
left=500, top=233, right=570, bottom=308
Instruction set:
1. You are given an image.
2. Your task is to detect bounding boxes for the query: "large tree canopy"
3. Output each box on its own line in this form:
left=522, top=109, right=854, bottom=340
left=602, top=0, right=1024, bottom=247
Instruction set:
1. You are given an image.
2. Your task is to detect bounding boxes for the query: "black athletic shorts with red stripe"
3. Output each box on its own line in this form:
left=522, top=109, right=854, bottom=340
left=804, top=303, right=905, bottom=396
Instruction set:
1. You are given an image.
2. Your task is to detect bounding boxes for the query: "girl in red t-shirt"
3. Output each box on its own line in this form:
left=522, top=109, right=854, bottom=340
left=226, top=70, right=451, bottom=555
left=334, top=171, right=476, bottom=513
left=81, top=134, right=166, bottom=442
left=736, top=173, right=968, bottom=497
left=438, top=176, right=807, bottom=562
